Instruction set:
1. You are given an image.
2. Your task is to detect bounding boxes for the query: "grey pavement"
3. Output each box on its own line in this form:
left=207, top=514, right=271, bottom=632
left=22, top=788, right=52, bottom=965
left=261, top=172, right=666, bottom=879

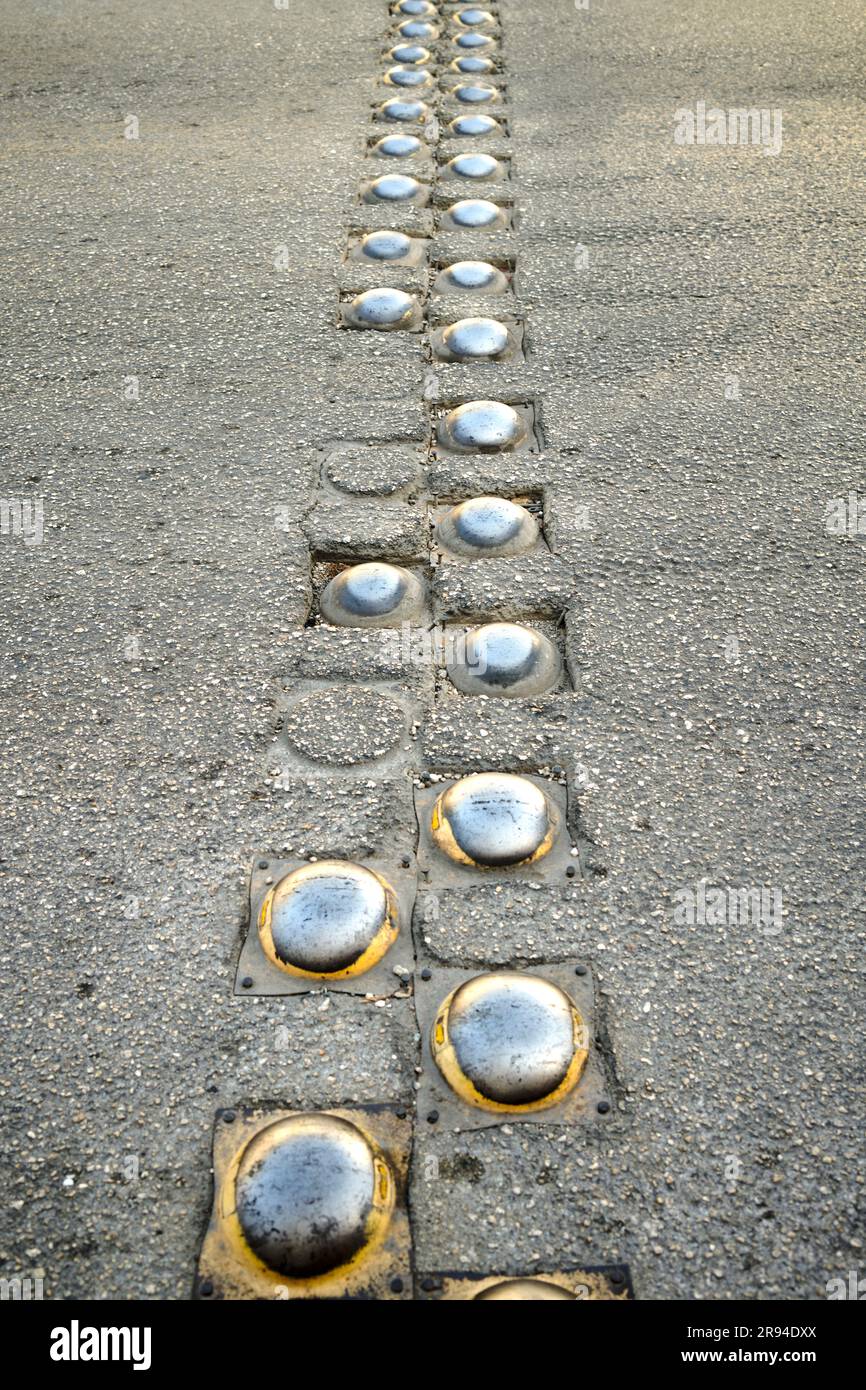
left=0, top=0, right=864, bottom=1300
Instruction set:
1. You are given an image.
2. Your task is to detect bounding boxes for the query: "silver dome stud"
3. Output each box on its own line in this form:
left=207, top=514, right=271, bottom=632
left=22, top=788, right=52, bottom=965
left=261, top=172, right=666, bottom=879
left=437, top=400, right=526, bottom=452
left=356, top=230, right=415, bottom=262
left=444, top=198, right=506, bottom=230
left=453, top=7, right=496, bottom=26
left=363, top=172, right=426, bottom=203
left=371, top=133, right=423, bottom=158
left=451, top=83, right=498, bottom=104
left=447, top=623, right=562, bottom=698
left=435, top=316, right=510, bottom=361
left=320, top=561, right=425, bottom=627
left=394, top=0, right=436, bottom=15
left=378, top=97, right=431, bottom=122
left=450, top=55, right=495, bottom=74
left=447, top=112, right=502, bottom=137
left=384, top=65, right=433, bottom=88
left=387, top=43, right=432, bottom=65
left=431, top=971, right=587, bottom=1107
left=454, top=30, right=495, bottom=50
left=433, top=259, right=509, bottom=293
left=233, top=1114, right=392, bottom=1278
left=431, top=772, right=557, bottom=867
left=436, top=496, right=538, bottom=555
left=259, top=860, right=398, bottom=978
left=344, top=287, right=419, bottom=331
left=395, top=19, right=438, bottom=40
left=444, top=152, right=502, bottom=180
left=475, top=1279, right=578, bottom=1301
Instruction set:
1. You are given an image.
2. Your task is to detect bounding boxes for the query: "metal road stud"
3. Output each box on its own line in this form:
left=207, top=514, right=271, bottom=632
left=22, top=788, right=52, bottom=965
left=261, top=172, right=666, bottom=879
left=451, top=83, right=499, bottom=104
left=344, top=287, right=419, bottom=330
left=395, top=19, right=439, bottom=41
left=436, top=495, right=538, bottom=554
left=357, top=230, right=415, bottom=261
left=363, top=173, right=426, bottom=203
left=453, top=8, right=497, bottom=28
left=371, top=133, right=423, bottom=157
left=387, top=43, right=432, bottom=65
left=228, top=1114, right=394, bottom=1280
left=437, top=317, right=510, bottom=361
left=448, top=112, right=502, bottom=137
left=475, top=1279, right=578, bottom=1300
left=431, top=971, right=588, bottom=1111
left=378, top=97, right=431, bottom=122
left=320, top=561, right=425, bottom=627
left=454, top=30, right=495, bottom=50
left=393, top=0, right=436, bottom=15
left=437, top=399, right=525, bottom=452
left=430, top=771, right=556, bottom=866
left=444, top=197, right=506, bottom=229
left=445, top=151, right=503, bottom=179
left=258, top=860, right=399, bottom=979
left=434, top=259, right=509, bottom=293
left=451, top=55, right=495, bottom=74
left=384, top=65, right=433, bottom=88
left=447, top=622, right=562, bottom=698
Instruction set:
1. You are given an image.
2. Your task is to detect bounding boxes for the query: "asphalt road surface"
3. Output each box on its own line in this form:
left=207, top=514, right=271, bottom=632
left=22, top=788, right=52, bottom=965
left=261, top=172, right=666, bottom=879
left=1, top=0, right=864, bottom=1300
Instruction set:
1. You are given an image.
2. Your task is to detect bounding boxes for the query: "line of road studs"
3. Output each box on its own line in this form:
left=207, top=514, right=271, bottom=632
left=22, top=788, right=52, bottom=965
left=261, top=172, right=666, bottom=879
left=195, top=1, right=631, bottom=1302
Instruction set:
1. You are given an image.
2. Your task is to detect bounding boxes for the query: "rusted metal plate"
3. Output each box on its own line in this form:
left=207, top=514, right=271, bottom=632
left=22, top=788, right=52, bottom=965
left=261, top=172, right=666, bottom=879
left=235, top=854, right=417, bottom=997
left=417, top=1266, right=634, bottom=1300
left=195, top=1105, right=413, bottom=1301
left=413, top=961, right=612, bottom=1131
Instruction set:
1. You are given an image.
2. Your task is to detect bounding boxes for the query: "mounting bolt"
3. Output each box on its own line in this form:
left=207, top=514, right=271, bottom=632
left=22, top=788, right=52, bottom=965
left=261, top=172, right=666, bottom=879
left=597, top=1100, right=611, bottom=1115
left=427, top=1109, right=439, bottom=1124
left=241, top=976, right=254, bottom=989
